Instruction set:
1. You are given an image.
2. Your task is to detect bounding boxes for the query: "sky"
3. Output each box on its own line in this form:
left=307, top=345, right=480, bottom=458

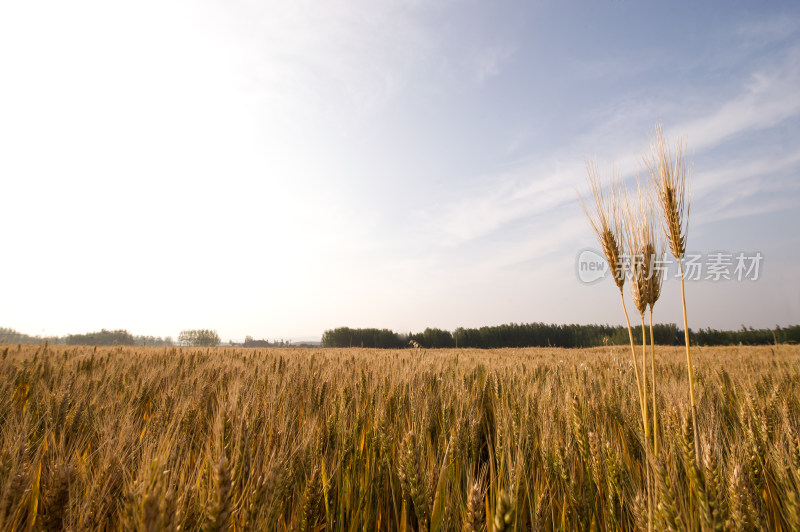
left=1, top=0, right=799, bottom=342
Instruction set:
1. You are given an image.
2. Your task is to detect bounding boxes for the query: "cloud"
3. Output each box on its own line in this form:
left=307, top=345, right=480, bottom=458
left=693, top=150, right=800, bottom=200
left=229, top=0, right=439, bottom=125
left=505, top=128, right=530, bottom=154
left=472, top=44, right=516, bottom=83
left=576, top=43, right=800, bottom=168
left=418, top=159, right=583, bottom=245
left=414, top=41, right=800, bottom=274
left=679, top=54, right=800, bottom=152
left=697, top=195, right=800, bottom=227
left=736, top=12, right=800, bottom=49
left=692, top=152, right=800, bottom=227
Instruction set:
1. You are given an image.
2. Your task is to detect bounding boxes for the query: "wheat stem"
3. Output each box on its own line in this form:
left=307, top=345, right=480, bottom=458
left=678, top=260, right=700, bottom=462
left=621, top=291, right=646, bottom=437
left=640, top=313, right=653, bottom=532
left=649, top=308, right=658, bottom=457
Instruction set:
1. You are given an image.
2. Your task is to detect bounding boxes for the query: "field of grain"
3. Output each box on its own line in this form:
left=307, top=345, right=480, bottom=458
left=1, top=344, right=799, bottom=531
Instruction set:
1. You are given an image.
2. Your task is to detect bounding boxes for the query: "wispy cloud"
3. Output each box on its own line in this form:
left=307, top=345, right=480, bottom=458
left=693, top=154, right=800, bottom=227
left=415, top=42, right=800, bottom=273
left=471, top=44, right=516, bottom=83
left=230, top=1, right=439, bottom=125
left=419, top=159, right=583, bottom=245
left=679, top=50, right=800, bottom=151
left=693, top=150, right=800, bottom=201
left=736, top=12, right=800, bottom=49
left=505, top=128, right=530, bottom=154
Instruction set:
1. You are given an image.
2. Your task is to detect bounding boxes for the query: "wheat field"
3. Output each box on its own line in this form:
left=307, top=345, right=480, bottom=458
left=1, top=344, right=799, bottom=531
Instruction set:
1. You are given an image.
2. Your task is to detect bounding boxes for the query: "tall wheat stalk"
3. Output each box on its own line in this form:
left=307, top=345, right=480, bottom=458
left=580, top=162, right=647, bottom=435
left=624, top=179, right=652, bottom=449
left=623, top=178, right=656, bottom=531
left=644, top=188, right=665, bottom=458
left=646, top=122, right=699, bottom=462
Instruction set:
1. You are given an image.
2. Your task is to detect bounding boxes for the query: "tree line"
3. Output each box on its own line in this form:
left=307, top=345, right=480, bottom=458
left=691, top=325, right=800, bottom=346
left=1, top=327, right=229, bottom=347
left=0, top=327, right=175, bottom=347
left=177, top=329, right=220, bottom=347
left=321, top=323, right=800, bottom=349
left=242, top=336, right=294, bottom=348
left=0, top=327, right=286, bottom=348
left=5, top=323, right=798, bottom=349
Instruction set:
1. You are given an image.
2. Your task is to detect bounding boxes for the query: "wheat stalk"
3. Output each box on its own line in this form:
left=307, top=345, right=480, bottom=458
left=644, top=187, right=667, bottom=529
left=625, top=173, right=664, bottom=456
left=646, top=121, right=699, bottom=462
left=643, top=186, right=665, bottom=458
left=623, top=176, right=666, bottom=532
left=622, top=177, right=651, bottom=437
left=580, top=161, right=647, bottom=438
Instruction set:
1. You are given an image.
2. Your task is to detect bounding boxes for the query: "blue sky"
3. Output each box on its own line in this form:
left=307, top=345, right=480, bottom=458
left=1, top=0, right=799, bottom=341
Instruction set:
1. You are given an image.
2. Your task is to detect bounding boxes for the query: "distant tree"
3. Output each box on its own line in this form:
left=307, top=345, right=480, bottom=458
left=133, top=335, right=174, bottom=347
left=321, top=327, right=405, bottom=348
left=0, top=327, right=42, bottom=344
left=178, top=329, right=220, bottom=347
left=66, top=329, right=135, bottom=346
left=421, top=327, right=455, bottom=348
left=197, top=330, right=220, bottom=347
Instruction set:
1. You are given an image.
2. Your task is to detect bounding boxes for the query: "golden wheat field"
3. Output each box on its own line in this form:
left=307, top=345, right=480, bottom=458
left=1, top=344, right=799, bottom=531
